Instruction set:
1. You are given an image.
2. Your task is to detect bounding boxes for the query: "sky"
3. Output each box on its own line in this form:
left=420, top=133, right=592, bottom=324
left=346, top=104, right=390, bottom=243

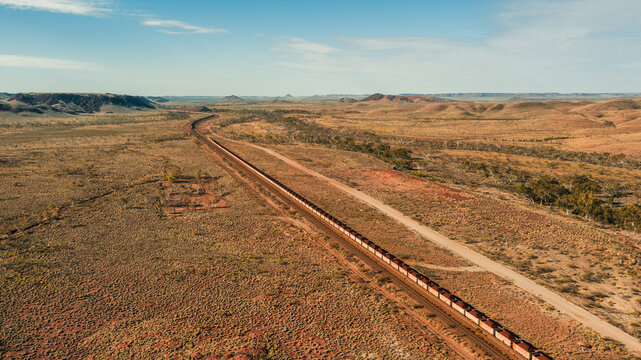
left=0, top=0, right=640, bottom=96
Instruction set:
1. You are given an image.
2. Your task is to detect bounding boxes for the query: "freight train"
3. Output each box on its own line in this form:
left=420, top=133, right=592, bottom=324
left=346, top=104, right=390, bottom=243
left=190, top=117, right=553, bottom=360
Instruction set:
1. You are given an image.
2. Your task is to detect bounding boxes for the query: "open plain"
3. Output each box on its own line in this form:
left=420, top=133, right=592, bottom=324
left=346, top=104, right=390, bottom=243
left=2, top=95, right=641, bottom=360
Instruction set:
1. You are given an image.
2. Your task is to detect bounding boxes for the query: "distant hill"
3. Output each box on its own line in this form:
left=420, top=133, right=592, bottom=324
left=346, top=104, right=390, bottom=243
left=146, top=96, right=170, bottom=103
left=5, top=93, right=155, bottom=114
left=0, top=100, right=54, bottom=114
left=338, top=97, right=357, bottom=103
left=420, top=93, right=641, bottom=101
left=0, top=92, right=11, bottom=101
left=221, top=95, right=244, bottom=101
left=359, top=93, right=441, bottom=103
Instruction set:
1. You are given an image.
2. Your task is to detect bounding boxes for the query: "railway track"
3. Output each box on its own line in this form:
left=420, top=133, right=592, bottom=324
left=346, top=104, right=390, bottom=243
left=189, top=115, right=533, bottom=360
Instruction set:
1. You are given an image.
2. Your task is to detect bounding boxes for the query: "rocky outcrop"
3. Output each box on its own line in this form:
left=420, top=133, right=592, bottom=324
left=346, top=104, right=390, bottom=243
left=6, top=93, right=155, bottom=114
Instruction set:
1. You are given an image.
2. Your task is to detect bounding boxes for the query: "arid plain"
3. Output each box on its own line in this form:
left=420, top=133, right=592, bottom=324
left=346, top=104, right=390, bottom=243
left=2, top=94, right=641, bottom=359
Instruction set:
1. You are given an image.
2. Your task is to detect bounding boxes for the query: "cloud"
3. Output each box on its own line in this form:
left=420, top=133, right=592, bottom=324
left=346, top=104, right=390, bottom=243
left=269, top=37, right=342, bottom=73
left=142, top=19, right=227, bottom=34
left=269, top=0, right=641, bottom=92
left=0, top=54, right=106, bottom=71
left=0, top=0, right=112, bottom=15
left=278, top=37, right=338, bottom=55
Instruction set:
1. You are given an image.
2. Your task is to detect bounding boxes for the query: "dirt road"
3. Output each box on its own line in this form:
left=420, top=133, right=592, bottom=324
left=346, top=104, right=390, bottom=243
left=213, top=133, right=641, bottom=356
left=192, top=121, right=517, bottom=360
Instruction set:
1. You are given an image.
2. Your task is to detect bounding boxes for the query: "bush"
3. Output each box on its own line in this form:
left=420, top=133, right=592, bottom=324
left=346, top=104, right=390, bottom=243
left=520, top=174, right=641, bottom=232
left=165, top=166, right=182, bottom=182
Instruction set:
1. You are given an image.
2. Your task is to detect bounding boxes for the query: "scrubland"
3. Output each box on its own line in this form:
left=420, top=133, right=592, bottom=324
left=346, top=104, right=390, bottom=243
left=0, top=111, right=461, bottom=359
left=202, top=98, right=641, bottom=359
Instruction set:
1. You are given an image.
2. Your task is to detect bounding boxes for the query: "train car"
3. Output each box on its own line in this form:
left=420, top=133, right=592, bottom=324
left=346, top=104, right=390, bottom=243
left=355, top=235, right=364, bottom=245
left=374, top=246, right=384, bottom=259
left=417, top=275, right=428, bottom=290
left=480, top=319, right=500, bottom=336
left=368, top=243, right=377, bottom=255
left=427, top=282, right=440, bottom=297
left=391, top=258, right=402, bottom=271
left=366, top=241, right=376, bottom=254
left=438, top=289, right=454, bottom=306
left=464, top=309, right=485, bottom=325
left=407, top=269, right=419, bottom=283
left=513, top=340, right=536, bottom=359
left=531, top=352, right=552, bottom=360
left=361, top=239, right=370, bottom=250
left=452, top=298, right=471, bottom=316
left=496, top=329, right=518, bottom=348
left=398, top=262, right=409, bottom=276
left=383, top=253, right=393, bottom=265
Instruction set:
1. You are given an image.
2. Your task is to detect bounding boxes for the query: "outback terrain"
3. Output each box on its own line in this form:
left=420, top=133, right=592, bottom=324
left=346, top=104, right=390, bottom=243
left=1, top=94, right=641, bottom=359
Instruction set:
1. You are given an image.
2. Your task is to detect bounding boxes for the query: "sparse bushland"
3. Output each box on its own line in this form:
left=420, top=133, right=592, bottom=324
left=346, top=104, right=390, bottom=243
left=411, top=139, right=641, bottom=171
left=1, top=110, right=454, bottom=359
left=221, top=110, right=415, bottom=170
left=520, top=174, right=641, bottom=232
left=217, top=109, right=641, bottom=234
left=205, top=103, right=641, bottom=350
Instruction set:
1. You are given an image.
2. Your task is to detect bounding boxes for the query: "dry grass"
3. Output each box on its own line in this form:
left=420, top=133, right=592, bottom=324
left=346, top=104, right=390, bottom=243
left=204, top=104, right=641, bottom=359
left=0, top=111, right=459, bottom=359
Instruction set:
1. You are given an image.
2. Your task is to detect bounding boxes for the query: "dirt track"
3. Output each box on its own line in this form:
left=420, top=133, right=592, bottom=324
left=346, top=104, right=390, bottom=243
left=212, top=133, right=641, bottom=356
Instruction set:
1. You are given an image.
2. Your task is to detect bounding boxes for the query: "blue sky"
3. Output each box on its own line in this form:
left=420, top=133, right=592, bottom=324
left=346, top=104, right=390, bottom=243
left=0, top=0, right=640, bottom=96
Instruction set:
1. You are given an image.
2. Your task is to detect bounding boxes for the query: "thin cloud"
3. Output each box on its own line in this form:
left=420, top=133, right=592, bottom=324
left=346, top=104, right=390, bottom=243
left=0, top=54, right=106, bottom=71
left=0, top=0, right=112, bottom=15
left=281, top=37, right=338, bottom=55
left=269, top=0, right=641, bottom=92
left=142, top=19, right=227, bottom=34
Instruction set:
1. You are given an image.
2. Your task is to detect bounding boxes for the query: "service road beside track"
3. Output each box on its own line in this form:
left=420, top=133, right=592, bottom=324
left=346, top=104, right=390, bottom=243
left=190, top=116, right=520, bottom=360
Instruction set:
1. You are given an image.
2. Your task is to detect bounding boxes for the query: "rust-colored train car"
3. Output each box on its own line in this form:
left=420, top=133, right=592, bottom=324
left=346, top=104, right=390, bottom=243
left=531, top=352, right=552, bottom=360
left=417, top=275, right=428, bottom=290
left=452, top=299, right=470, bottom=315
left=373, top=245, right=384, bottom=258
left=439, top=289, right=454, bottom=306
left=390, top=258, right=401, bottom=271
left=366, top=241, right=376, bottom=254
left=513, top=341, right=536, bottom=359
left=407, top=268, right=419, bottom=282
left=398, top=262, right=409, bottom=276
left=464, top=309, right=485, bottom=325
left=496, top=329, right=518, bottom=348
left=480, top=319, right=500, bottom=336
left=427, top=282, right=440, bottom=297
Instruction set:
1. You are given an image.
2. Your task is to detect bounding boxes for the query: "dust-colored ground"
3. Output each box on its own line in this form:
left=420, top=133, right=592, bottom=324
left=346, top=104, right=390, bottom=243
left=0, top=111, right=462, bottom=359
left=307, top=98, right=641, bottom=156
left=4, top=96, right=641, bottom=359
left=201, top=129, right=631, bottom=360
left=200, top=99, right=641, bottom=359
